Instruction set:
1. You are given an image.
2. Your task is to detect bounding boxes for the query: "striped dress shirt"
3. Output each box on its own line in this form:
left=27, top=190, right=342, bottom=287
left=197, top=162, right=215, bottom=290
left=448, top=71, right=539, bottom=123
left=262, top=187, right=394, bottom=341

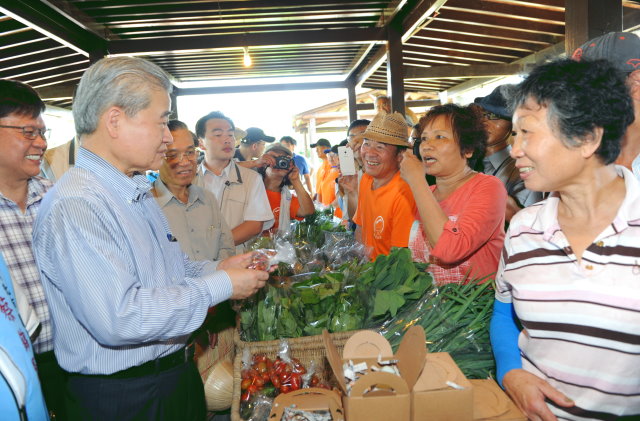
left=0, top=177, right=52, bottom=353
left=495, top=166, right=640, bottom=420
left=32, top=148, right=233, bottom=375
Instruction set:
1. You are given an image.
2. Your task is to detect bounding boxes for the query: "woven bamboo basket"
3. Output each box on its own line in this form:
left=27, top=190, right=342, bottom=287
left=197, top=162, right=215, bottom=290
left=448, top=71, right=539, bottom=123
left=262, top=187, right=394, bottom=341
left=230, top=330, right=355, bottom=421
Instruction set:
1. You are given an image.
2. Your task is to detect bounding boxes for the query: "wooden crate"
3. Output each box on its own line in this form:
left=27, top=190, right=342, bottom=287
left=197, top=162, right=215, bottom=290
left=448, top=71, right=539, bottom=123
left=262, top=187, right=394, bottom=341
left=231, top=331, right=354, bottom=421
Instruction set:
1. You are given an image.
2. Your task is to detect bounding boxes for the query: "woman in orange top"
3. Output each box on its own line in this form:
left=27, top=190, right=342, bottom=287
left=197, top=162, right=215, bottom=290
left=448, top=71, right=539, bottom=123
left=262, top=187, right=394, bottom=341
left=400, top=104, right=506, bottom=284
left=259, top=144, right=314, bottom=235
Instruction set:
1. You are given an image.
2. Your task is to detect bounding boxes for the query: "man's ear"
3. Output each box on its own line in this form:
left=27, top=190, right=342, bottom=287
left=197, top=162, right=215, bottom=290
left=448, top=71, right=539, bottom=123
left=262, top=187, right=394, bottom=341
left=104, top=106, right=122, bottom=139
left=198, top=137, right=207, bottom=151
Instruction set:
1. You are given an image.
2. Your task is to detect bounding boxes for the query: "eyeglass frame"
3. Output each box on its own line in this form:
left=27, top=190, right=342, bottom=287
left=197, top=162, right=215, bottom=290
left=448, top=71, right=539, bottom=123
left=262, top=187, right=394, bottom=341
left=0, top=124, right=51, bottom=140
left=164, top=149, right=198, bottom=162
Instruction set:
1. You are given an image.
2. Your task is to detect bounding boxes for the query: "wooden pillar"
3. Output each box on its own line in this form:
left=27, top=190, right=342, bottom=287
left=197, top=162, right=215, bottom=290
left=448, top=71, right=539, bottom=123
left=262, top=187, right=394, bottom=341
left=565, top=0, right=623, bottom=55
left=346, top=77, right=358, bottom=123
left=386, top=24, right=405, bottom=114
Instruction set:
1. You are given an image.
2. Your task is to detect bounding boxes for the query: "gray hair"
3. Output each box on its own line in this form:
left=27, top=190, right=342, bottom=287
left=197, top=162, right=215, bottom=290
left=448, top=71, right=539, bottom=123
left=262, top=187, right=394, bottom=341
left=73, top=56, right=172, bottom=136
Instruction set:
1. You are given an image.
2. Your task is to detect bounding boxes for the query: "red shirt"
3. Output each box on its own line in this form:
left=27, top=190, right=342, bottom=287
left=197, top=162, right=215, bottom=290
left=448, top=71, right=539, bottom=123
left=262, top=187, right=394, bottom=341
left=408, top=173, right=506, bottom=284
left=265, top=189, right=302, bottom=232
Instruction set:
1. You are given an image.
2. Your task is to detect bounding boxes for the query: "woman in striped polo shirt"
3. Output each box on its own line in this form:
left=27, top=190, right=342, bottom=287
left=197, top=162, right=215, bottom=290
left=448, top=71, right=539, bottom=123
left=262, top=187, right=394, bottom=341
left=491, top=58, right=640, bottom=420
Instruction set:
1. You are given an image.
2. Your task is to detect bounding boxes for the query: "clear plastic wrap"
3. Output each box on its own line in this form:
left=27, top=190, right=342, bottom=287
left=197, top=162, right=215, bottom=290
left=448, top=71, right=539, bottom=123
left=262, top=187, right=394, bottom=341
left=376, top=277, right=496, bottom=379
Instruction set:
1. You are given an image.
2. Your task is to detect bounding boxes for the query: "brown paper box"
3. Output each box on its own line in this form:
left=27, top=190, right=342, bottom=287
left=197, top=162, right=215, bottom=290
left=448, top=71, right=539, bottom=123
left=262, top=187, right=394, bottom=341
left=268, top=387, right=345, bottom=421
left=323, top=327, right=474, bottom=421
left=412, top=352, right=474, bottom=421
left=323, top=327, right=426, bottom=421
left=470, top=379, right=526, bottom=421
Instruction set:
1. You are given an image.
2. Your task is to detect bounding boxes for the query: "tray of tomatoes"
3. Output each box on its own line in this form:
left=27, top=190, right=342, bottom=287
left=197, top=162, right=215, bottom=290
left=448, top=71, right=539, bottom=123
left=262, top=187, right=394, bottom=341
left=240, top=352, right=327, bottom=403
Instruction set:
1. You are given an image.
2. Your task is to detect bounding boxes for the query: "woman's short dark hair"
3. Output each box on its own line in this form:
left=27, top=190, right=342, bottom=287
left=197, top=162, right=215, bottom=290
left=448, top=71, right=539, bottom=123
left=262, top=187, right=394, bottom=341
left=510, top=58, right=634, bottom=165
left=195, top=111, right=235, bottom=139
left=0, top=79, right=45, bottom=119
left=417, top=103, right=487, bottom=169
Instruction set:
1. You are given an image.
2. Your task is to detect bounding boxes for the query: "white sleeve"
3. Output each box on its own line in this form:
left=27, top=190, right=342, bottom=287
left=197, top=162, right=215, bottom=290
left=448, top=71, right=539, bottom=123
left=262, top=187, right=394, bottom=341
left=13, top=283, right=40, bottom=339
left=244, top=175, right=275, bottom=231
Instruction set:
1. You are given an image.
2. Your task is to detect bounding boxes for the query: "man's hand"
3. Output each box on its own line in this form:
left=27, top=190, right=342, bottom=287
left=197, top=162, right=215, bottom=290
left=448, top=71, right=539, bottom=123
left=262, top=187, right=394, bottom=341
left=338, top=174, right=358, bottom=193
left=503, top=369, right=574, bottom=421
left=255, top=154, right=276, bottom=168
left=217, top=252, right=254, bottom=271
left=226, top=268, right=268, bottom=299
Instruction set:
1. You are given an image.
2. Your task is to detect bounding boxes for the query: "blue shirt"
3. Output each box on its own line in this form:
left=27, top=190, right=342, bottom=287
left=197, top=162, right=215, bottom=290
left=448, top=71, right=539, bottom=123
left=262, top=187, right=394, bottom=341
left=32, top=148, right=233, bottom=375
left=0, top=253, right=49, bottom=421
left=292, top=153, right=309, bottom=175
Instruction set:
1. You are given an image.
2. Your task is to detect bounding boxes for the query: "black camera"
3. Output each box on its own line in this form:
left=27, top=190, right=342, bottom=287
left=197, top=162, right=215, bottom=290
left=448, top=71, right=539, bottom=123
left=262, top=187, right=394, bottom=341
left=273, top=155, right=292, bottom=169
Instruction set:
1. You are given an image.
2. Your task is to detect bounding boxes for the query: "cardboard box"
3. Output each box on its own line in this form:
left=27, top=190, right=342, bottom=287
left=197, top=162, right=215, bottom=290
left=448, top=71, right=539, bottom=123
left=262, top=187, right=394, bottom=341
left=412, top=352, right=474, bottom=421
left=323, top=327, right=425, bottom=421
left=324, top=326, right=474, bottom=421
left=268, top=387, right=345, bottom=421
left=470, top=379, right=526, bottom=421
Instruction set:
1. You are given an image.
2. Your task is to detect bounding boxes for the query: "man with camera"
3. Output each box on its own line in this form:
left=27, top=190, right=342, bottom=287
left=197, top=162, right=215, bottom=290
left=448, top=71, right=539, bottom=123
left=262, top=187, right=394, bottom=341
left=280, top=136, right=313, bottom=195
left=258, top=144, right=314, bottom=235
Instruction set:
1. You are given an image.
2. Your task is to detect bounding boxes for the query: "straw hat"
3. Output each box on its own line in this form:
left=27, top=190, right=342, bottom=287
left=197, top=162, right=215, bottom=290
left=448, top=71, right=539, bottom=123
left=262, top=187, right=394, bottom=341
left=363, top=112, right=411, bottom=147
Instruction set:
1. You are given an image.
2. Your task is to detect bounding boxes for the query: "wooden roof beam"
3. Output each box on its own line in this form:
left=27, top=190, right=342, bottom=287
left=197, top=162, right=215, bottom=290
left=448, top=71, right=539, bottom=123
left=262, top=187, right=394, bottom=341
left=351, top=0, right=449, bottom=87
left=108, top=27, right=386, bottom=55
left=405, top=63, right=535, bottom=79
left=0, top=0, right=108, bottom=57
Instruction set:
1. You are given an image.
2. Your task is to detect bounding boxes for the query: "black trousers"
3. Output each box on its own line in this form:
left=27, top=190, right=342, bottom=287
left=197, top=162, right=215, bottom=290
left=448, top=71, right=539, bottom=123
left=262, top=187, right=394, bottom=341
left=65, top=360, right=206, bottom=421
left=35, top=350, right=68, bottom=420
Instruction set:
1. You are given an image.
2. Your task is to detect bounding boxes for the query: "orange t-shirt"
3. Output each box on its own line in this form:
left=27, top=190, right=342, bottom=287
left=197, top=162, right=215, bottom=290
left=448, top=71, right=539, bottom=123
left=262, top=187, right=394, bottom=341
left=353, top=172, right=417, bottom=259
left=315, top=159, right=330, bottom=199
left=319, top=167, right=338, bottom=205
left=265, top=189, right=302, bottom=231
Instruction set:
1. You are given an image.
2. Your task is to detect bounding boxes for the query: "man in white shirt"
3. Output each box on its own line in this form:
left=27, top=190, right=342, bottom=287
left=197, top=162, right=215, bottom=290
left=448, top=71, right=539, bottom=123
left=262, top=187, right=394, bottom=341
left=194, top=111, right=274, bottom=252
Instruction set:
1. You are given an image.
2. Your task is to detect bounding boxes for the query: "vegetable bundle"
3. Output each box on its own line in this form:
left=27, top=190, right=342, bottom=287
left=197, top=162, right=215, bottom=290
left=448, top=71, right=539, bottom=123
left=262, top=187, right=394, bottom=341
left=378, top=277, right=496, bottom=379
left=239, top=265, right=366, bottom=341
left=239, top=248, right=434, bottom=342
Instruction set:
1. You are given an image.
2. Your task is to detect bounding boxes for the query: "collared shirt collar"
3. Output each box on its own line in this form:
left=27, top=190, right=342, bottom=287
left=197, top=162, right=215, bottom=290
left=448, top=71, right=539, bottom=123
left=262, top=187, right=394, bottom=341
left=531, top=165, right=640, bottom=240
left=485, top=146, right=511, bottom=170
left=199, top=160, right=241, bottom=184
left=0, top=177, right=51, bottom=208
left=152, top=178, right=204, bottom=208
left=76, top=147, right=151, bottom=203
left=200, top=160, right=231, bottom=178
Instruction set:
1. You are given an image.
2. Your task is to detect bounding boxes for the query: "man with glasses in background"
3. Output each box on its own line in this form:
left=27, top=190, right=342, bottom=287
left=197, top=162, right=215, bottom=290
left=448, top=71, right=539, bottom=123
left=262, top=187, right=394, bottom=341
left=152, top=120, right=235, bottom=262
left=0, top=79, right=66, bottom=419
left=474, top=85, right=542, bottom=222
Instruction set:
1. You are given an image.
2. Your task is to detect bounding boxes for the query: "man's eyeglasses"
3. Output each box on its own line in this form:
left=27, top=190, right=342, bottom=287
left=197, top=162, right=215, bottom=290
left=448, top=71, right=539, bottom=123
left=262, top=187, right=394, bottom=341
left=165, top=150, right=197, bottom=162
left=482, top=112, right=504, bottom=121
left=0, top=125, right=50, bottom=140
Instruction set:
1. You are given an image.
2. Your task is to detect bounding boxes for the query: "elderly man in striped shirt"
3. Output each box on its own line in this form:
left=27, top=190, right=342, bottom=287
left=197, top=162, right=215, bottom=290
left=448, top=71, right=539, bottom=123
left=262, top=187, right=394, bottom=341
left=32, top=57, right=268, bottom=420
